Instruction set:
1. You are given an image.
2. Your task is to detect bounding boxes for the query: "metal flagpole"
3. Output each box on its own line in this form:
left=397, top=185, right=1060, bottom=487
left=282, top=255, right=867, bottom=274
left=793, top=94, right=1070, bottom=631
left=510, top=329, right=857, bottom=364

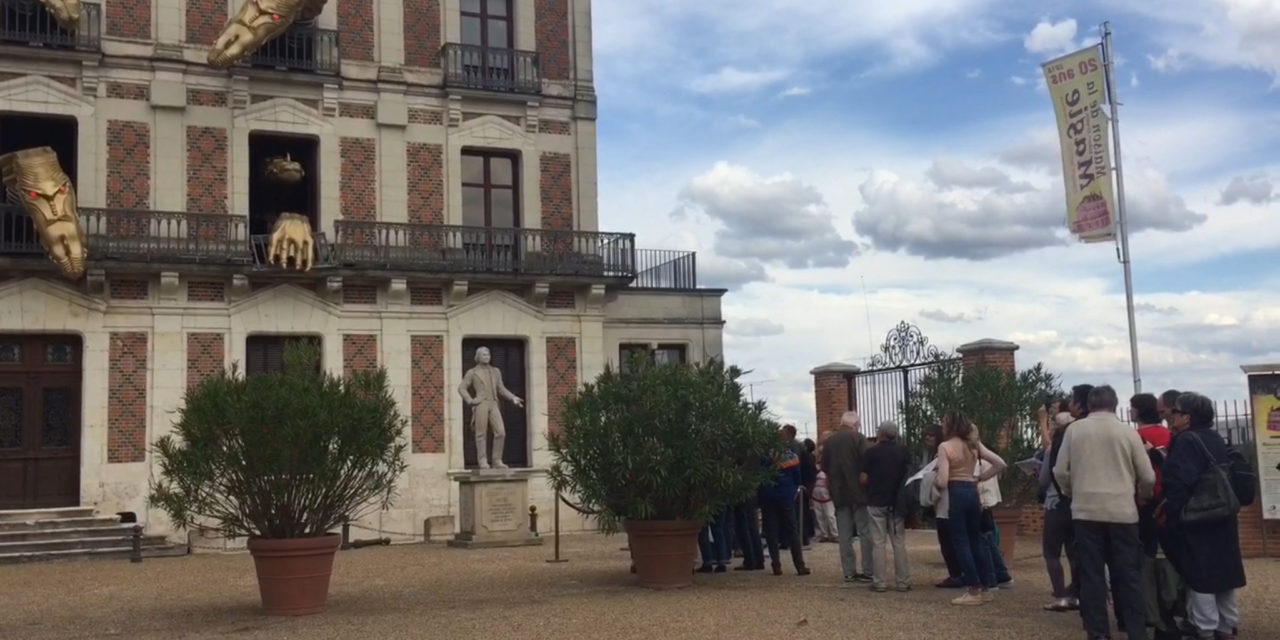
left=1100, top=21, right=1142, bottom=394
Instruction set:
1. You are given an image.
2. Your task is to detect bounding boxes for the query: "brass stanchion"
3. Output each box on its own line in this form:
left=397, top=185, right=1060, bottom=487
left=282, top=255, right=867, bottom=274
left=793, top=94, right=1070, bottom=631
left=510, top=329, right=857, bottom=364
left=546, top=491, right=568, bottom=563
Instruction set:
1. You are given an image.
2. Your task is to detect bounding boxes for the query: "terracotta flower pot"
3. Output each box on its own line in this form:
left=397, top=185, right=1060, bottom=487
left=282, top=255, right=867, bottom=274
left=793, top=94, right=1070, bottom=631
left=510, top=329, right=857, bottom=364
left=246, top=534, right=342, bottom=616
left=991, top=507, right=1021, bottom=561
left=623, top=519, right=701, bottom=590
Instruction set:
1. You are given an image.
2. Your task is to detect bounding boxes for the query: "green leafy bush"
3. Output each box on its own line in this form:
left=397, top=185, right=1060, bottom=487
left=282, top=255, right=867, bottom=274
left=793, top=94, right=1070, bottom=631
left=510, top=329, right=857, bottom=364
left=149, top=342, right=409, bottom=539
left=548, top=356, right=781, bottom=533
left=901, top=359, right=1061, bottom=505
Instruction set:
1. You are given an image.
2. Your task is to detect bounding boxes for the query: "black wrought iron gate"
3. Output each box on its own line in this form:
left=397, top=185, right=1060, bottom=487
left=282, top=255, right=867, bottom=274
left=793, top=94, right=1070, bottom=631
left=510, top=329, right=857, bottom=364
left=848, top=322, right=957, bottom=440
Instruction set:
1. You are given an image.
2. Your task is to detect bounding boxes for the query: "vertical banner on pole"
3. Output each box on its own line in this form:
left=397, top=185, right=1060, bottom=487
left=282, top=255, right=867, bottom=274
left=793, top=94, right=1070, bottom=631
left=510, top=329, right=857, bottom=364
left=1248, top=371, right=1280, bottom=520
left=1042, top=45, right=1117, bottom=243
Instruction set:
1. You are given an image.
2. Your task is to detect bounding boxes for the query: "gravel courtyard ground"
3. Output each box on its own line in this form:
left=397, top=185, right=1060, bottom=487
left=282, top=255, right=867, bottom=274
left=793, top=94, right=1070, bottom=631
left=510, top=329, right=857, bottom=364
left=2, top=531, right=1277, bottom=639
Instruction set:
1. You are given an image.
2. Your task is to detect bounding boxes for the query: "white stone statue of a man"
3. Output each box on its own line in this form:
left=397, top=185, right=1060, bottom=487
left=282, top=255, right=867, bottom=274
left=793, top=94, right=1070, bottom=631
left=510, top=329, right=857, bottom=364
left=457, top=346, right=524, bottom=469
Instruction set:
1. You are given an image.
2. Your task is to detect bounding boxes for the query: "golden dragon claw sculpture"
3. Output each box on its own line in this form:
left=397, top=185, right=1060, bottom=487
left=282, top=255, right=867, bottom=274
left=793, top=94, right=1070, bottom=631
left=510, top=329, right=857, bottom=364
left=267, top=213, right=314, bottom=271
left=38, top=0, right=81, bottom=31
left=1, top=147, right=86, bottom=280
left=209, top=0, right=327, bottom=69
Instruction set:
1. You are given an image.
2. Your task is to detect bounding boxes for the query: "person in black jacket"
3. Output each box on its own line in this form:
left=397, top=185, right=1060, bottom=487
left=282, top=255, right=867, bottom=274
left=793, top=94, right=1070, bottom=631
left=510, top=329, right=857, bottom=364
left=1160, top=392, right=1245, bottom=640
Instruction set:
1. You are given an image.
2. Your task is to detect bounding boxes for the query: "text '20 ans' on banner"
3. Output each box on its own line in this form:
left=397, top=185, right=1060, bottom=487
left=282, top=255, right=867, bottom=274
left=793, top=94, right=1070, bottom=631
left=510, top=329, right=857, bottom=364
left=1042, top=45, right=1117, bottom=243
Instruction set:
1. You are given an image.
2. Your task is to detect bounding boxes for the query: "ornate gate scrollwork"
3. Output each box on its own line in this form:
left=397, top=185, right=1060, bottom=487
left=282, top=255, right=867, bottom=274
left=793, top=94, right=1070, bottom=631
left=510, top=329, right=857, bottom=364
left=866, top=321, right=947, bottom=370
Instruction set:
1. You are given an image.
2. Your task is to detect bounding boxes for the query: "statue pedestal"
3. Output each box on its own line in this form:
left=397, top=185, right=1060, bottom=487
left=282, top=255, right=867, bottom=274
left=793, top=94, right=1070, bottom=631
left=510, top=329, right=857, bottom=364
left=447, top=469, right=544, bottom=549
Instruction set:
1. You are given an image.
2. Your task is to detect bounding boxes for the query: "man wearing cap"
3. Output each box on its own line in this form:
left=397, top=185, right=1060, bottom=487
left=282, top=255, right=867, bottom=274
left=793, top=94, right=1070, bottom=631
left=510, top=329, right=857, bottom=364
left=860, top=421, right=913, bottom=592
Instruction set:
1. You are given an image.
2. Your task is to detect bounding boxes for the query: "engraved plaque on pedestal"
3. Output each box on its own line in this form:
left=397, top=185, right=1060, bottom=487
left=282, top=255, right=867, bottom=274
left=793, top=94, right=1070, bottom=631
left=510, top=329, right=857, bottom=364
left=448, top=470, right=543, bottom=549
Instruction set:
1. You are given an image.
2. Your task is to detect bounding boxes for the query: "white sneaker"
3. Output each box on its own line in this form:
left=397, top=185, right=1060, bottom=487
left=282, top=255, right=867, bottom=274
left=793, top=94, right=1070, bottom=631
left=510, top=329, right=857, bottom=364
left=951, top=592, right=985, bottom=606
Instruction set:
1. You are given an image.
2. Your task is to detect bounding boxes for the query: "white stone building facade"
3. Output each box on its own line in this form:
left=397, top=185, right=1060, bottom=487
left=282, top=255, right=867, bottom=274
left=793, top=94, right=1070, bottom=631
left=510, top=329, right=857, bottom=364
left=0, top=0, right=723, bottom=545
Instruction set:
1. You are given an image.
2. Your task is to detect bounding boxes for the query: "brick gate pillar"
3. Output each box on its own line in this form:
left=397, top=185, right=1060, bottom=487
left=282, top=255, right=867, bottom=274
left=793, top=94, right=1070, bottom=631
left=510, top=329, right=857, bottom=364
left=957, top=338, right=1019, bottom=375
left=810, top=362, right=860, bottom=443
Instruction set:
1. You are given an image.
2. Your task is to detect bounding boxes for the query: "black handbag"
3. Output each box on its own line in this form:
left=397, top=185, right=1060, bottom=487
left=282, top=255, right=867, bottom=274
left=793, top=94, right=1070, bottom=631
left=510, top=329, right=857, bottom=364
left=1181, top=432, right=1240, bottom=525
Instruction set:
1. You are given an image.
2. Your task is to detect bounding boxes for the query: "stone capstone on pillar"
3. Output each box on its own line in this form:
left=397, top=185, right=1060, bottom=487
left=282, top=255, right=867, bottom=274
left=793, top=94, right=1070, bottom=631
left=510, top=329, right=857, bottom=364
left=956, top=339, right=1020, bottom=374
left=810, top=362, right=860, bottom=444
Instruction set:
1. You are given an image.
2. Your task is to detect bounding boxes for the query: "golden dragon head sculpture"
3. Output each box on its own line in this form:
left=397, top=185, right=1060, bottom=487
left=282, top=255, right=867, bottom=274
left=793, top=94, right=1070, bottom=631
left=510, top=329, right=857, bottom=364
left=38, top=0, right=82, bottom=31
left=262, top=153, right=305, bottom=185
left=1, top=147, right=86, bottom=280
left=208, top=0, right=326, bottom=69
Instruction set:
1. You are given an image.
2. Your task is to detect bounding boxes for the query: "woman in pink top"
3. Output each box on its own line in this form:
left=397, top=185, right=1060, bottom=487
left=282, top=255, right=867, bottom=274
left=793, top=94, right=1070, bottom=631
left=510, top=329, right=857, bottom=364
left=811, top=454, right=837, bottom=542
left=934, top=411, right=1007, bottom=606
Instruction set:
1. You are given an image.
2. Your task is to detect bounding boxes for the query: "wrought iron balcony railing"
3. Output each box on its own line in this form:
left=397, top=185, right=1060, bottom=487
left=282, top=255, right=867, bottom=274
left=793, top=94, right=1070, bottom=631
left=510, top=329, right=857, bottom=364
left=632, top=249, right=697, bottom=289
left=0, top=0, right=100, bottom=51
left=0, top=205, right=254, bottom=264
left=441, top=43, right=540, bottom=94
left=332, top=220, right=634, bottom=279
left=248, top=26, right=339, bottom=73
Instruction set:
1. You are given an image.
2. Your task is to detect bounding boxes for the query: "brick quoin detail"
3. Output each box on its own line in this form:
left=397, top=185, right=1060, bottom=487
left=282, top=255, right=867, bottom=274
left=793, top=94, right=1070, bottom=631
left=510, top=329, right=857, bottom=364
left=339, top=103, right=375, bottom=119
left=546, top=290, right=575, bottom=309
left=535, top=0, right=570, bottom=80
left=186, top=89, right=229, bottom=107
left=107, top=121, right=151, bottom=209
left=408, top=109, right=444, bottom=125
left=109, top=279, right=149, bottom=300
left=545, top=337, right=578, bottom=438
left=186, top=333, right=224, bottom=391
left=185, top=0, right=226, bottom=45
left=403, top=0, right=441, bottom=68
left=105, top=83, right=149, bottom=101
left=343, top=284, right=377, bottom=305
left=338, top=0, right=375, bottom=61
left=539, top=152, right=572, bottom=230
left=186, top=126, right=228, bottom=214
left=411, top=335, right=445, bottom=453
left=106, top=0, right=151, bottom=39
left=538, top=121, right=571, bottom=135
left=407, top=143, right=444, bottom=225
left=108, top=332, right=148, bottom=463
left=342, top=334, right=378, bottom=378
left=410, top=285, right=442, bottom=306
left=186, top=281, right=226, bottom=302
left=340, top=137, right=377, bottom=221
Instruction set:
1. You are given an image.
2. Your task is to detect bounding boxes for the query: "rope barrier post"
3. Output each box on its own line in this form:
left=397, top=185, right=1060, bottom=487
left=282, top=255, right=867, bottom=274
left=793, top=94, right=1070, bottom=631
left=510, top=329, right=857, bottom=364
left=795, top=486, right=806, bottom=546
left=130, top=524, right=143, bottom=563
left=341, top=521, right=352, bottom=550
left=529, top=505, right=539, bottom=537
left=546, top=491, right=568, bottom=563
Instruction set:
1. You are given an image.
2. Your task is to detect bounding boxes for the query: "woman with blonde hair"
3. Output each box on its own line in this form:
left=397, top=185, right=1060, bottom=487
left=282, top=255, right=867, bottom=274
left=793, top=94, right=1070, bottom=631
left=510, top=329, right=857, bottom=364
left=934, top=410, right=1007, bottom=605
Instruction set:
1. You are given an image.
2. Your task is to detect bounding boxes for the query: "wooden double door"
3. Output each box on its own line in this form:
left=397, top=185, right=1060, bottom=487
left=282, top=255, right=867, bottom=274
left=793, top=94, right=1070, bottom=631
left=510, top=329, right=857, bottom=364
left=0, top=335, right=82, bottom=510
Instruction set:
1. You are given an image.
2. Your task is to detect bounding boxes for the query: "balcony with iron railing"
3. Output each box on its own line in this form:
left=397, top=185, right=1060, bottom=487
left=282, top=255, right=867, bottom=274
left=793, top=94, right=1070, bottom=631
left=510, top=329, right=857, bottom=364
left=441, top=43, right=540, bottom=94
left=632, top=249, right=697, bottom=289
left=0, top=0, right=100, bottom=51
left=247, top=26, right=339, bottom=74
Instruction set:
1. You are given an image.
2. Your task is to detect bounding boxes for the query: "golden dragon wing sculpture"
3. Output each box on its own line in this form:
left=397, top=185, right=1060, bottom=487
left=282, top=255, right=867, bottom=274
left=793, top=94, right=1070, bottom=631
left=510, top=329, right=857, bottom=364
left=209, top=0, right=329, bottom=69
left=38, top=0, right=81, bottom=31
left=0, top=147, right=87, bottom=280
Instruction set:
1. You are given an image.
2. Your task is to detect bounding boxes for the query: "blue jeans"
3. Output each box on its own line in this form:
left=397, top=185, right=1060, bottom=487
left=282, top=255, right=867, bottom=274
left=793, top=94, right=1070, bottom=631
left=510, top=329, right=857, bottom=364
left=981, top=528, right=1010, bottom=587
left=947, top=482, right=994, bottom=589
left=698, top=509, right=731, bottom=567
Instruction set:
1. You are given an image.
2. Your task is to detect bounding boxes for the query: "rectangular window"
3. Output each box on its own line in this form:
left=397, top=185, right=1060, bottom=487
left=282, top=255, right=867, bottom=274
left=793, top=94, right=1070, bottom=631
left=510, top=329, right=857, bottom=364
left=245, top=335, right=322, bottom=376
left=461, top=150, right=519, bottom=229
left=618, top=343, right=688, bottom=372
left=653, top=344, right=687, bottom=365
left=460, top=0, right=513, bottom=49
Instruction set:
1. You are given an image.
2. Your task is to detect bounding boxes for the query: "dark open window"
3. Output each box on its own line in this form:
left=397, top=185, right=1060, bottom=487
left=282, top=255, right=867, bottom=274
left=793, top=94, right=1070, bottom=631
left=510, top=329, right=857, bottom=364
left=619, top=343, right=688, bottom=372
left=0, top=113, right=77, bottom=254
left=247, top=132, right=319, bottom=237
left=245, top=335, right=322, bottom=376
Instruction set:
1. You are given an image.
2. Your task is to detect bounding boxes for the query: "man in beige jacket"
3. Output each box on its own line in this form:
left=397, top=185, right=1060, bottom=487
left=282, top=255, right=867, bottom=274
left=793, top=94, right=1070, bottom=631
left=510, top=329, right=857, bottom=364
left=1053, top=385, right=1155, bottom=640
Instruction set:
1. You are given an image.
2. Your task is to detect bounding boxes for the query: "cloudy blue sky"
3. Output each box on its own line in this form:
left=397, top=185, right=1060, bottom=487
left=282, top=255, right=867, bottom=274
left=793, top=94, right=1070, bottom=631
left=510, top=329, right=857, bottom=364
left=591, top=0, right=1280, bottom=433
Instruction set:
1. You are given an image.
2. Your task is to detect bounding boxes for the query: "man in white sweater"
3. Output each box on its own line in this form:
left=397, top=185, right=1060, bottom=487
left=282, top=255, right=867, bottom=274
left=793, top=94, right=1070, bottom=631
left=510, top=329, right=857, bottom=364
left=1053, top=384, right=1156, bottom=640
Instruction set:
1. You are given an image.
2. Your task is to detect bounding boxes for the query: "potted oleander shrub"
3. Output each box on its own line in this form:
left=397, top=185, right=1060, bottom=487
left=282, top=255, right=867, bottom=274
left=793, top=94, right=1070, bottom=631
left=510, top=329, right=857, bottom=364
left=548, top=356, right=780, bottom=589
left=902, top=359, right=1060, bottom=559
left=149, top=341, right=408, bottom=616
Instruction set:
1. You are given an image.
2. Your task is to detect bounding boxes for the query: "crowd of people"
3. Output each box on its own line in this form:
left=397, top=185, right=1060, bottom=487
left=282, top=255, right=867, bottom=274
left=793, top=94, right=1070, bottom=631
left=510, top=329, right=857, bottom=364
left=692, top=384, right=1252, bottom=640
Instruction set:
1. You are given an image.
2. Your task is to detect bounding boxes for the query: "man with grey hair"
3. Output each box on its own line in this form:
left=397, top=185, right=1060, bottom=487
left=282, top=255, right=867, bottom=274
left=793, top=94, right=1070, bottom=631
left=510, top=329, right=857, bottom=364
left=1157, top=388, right=1182, bottom=428
left=821, top=410, right=873, bottom=583
left=1054, top=384, right=1156, bottom=640
left=861, top=420, right=912, bottom=592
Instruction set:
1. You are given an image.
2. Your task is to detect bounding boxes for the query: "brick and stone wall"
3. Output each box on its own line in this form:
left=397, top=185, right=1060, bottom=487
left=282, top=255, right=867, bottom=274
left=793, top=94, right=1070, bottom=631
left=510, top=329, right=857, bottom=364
left=186, top=332, right=224, bottom=390
left=185, top=0, right=226, bottom=45
left=535, top=0, right=570, bottom=80
left=403, top=0, right=441, bottom=68
left=539, top=152, right=573, bottom=230
left=411, top=335, right=445, bottom=453
left=340, top=137, right=377, bottom=221
left=109, top=279, right=149, bottom=301
left=108, top=332, right=148, bottom=464
left=338, top=0, right=375, bottom=61
left=407, top=143, right=444, bottom=225
left=186, top=281, right=226, bottom=303
left=106, top=121, right=151, bottom=209
left=342, top=334, right=378, bottom=377
left=545, top=337, right=578, bottom=438
left=106, top=0, right=151, bottom=40
left=185, top=126, right=228, bottom=214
